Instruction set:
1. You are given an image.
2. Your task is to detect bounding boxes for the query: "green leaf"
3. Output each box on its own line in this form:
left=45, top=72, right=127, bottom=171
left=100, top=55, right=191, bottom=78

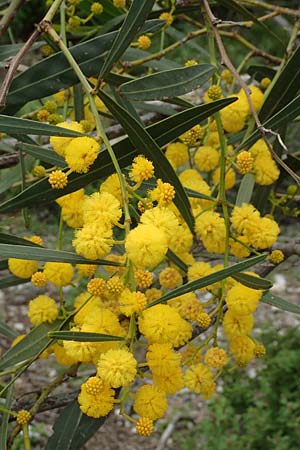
left=248, top=64, right=276, bottom=82
left=232, top=272, right=272, bottom=290
left=0, top=115, right=84, bottom=137
left=0, top=260, right=8, bottom=270
left=0, top=98, right=236, bottom=212
left=0, top=321, right=62, bottom=370
left=124, top=47, right=180, bottom=70
left=167, top=250, right=188, bottom=273
left=3, top=22, right=160, bottom=114
left=0, top=233, right=43, bottom=246
left=147, top=253, right=267, bottom=307
left=0, top=385, right=14, bottom=450
left=45, top=401, right=106, bottom=450
left=48, top=331, right=124, bottom=342
left=262, top=292, right=300, bottom=315
left=236, top=173, right=256, bottom=206
left=119, top=64, right=216, bottom=101
left=98, top=90, right=194, bottom=232
left=0, top=42, right=42, bottom=61
left=237, top=93, right=300, bottom=150
left=18, top=143, right=65, bottom=167
left=259, top=44, right=300, bottom=122
left=0, top=322, right=18, bottom=339
left=99, top=0, right=155, bottom=78
left=0, top=275, right=30, bottom=289
left=0, top=243, right=122, bottom=266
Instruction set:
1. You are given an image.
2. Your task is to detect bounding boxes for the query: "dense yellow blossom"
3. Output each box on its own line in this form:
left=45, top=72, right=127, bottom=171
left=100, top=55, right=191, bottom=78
left=97, top=349, right=137, bottom=387
left=136, top=417, right=154, bottom=436
left=8, top=258, right=38, bottom=279
left=159, top=267, right=182, bottom=289
left=165, top=142, right=189, bottom=168
left=100, top=173, right=123, bottom=203
left=226, top=283, right=262, bottom=315
left=119, top=289, right=146, bottom=316
left=78, top=377, right=114, bottom=418
left=229, top=335, right=256, bottom=366
left=83, top=191, right=122, bottom=226
left=57, top=189, right=86, bottom=228
left=28, top=295, right=58, bottom=325
left=194, top=145, right=219, bottom=172
left=134, top=385, right=168, bottom=420
left=129, top=155, right=154, bottom=183
left=195, top=211, right=226, bottom=253
left=50, top=121, right=83, bottom=156
left=73, top=223, right=113, bottom=259
left=184, top=363, right=215, bottom=397
left=44, top=262, right=74, bottom=286
left=223, top=310, right=254, bottom=338
left=65, top=137, right=99, bottom=173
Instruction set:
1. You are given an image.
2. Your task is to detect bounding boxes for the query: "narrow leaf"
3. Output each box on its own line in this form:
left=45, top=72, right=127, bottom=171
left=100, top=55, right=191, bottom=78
left=0, top=98, right=236, bottom=212
left=48, top=331, right=124, bottom=342
left=98, top=90, right=194, bottom=232
left=0, top=115, right=84, bottom=137
left=119, top=64, right=216, bottom=101
left=236, top=173, right=256, bottom=206
left=0, top=275, right=30, bottom=289
left=0, top=233, right=43, bottom=246
left=237, top=93, right=300, bottom=150
left=99, top=0, right=155, bottom=78
left=147, top=253, right=267, bottom=307
left=0, top=244, right=121, bottom=266
left=262, top=292, right=300, bottom=315
left=18, top=143, right=65, bottom=167
left=0, top=385, right=14, bottom=450
left=259, top=44, right=300, bottom=122
left=45, top=401, right=106, bottom=450
left=232, top=272, right=272, bottom=290
left=0, top=322, right=18, bottom=339
left=0, top=321, right=62, bottom=370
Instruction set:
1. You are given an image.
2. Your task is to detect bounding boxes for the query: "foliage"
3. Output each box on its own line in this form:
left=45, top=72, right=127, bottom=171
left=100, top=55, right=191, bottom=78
left=178, top=327, right=300, bottom=450
left=0, top=0, right=299, bottom=448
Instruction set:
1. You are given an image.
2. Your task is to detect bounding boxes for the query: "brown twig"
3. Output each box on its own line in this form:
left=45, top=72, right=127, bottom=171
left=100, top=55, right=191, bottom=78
left=0, top=29, right=41, bottom=108
left=0, top=0, right=25, bottom=38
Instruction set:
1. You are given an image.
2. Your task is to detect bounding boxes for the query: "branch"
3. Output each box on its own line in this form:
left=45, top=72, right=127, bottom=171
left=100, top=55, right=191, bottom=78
left=0, top=0, right=25, bottom=38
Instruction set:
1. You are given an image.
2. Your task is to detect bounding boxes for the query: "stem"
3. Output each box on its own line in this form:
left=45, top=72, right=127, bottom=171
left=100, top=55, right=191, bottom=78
left=19, top=149, right=30, bottom=228
left=0, top=0, right=25, bottom=37
left=22, top=425, right=31, bottom=450
left=239, top=0, right=300, bottom=18
left=46, top=25, right=131, bottom=234
left=60, top=0, right=67, bottom=44
left=0, top=404, right=16, bottom=417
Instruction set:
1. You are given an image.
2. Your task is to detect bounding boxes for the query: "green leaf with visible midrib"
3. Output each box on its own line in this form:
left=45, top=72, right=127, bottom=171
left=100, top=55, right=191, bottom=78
left=18, top=143, right=65, bottom=167
left=259, top=44, right=300, bottom=122
left=99, top=0, right=155, bottom=78
left=0, top=98, right=236, bottom=213
left=237, top=93, right=300, bottom=150
left=0, top=244, right=122, bottom=266
left=45, top=401, right=106, bottom=450
left=262, top=292, right=300, bottom=315
left=0, top=275, right=30, bottom=289
left=0, top=321, right=62, bottom=370
left=0, top=322, right=18, bottom=339
left=147, top=254, right=267, bottom=307
left=0, top=232, right=44, bottom=246
left=48, top=331, right=124, bottom=342
left=119, top=64, right=216, bottom=101
left=98, top=90, right=194, bottom=232
left=0, top=115, right=84, bottom=137
left=232, top=272, right=272, bottom=290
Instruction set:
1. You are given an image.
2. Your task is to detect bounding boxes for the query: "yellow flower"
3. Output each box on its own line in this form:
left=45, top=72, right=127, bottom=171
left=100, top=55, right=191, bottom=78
left=57, top=189, right=86, bottom=228
left=138, top=304, right=192, bottom=347
left=207, top=85, right=222, bottom=100
left=53, top=343, right=78, bottom=366
left=165, top=142, right=189, bottom=168
left=159, top=12, right=173, bottom=26
left=261, top=77, right=271, bottom=89
left=134, top=385, right=168, bottom=420
left=204, top=347, right=228, bottom=368
left=78, top=377, right=114, bottom=418
left=187, top=261, right=213, bottom=288
left=97, top=348, right=137, bottom=388
left=223, top=310, right=254, bottom=338
left=134, top=270, right=153, bottom=289
left=138, top=35, right=151, bottom=50
left=269, top=249, right=284, bottom=264
left=226, top=283, right=262, bottom=315
left=125, top=224, right=168, bottom=268
left=8, top=258, right=38, bottom=279
left=212, top=167, right=236, bottom=190
left=146, top=343, right=184, bottom=392
left=236, top=151, right=254, bottom=174
left=31, top=271, right=47, bottom=287
left=150, top=179, right=175, bottom=206
left=229, top=235, right=251, bottom=258
left=50, top=121, right=83, bottom=156
left=196, top=312, right=211, bottom=328
left=16, top=410, right=32, bottom=426
left=136, top=417, right=154, bottom=436
left=119, top=289, right=146, bottom=316
left=141, top=206, right=179, bottom=243
left=65, top=136, right=99, bottom=173
left=230, top=203, right=260, bottom=235
left=169, top=293, right=202, bottom=321
left=229, top=335, right=255, bottom=366
left=220, top=95, right=249, bottom=133
left=113, top=0, right=125, bottom=7
left=100, top=173, right=122, bottom=204
left=246, top=217, right=280, bottom=249
left=44, top=262, right=74, bottom=286
left=252, top=155, right=280, bottom=185
left=194, top=146, right=219, bottom=172
left=73, top=291, right=103, bottom=325
left=28, top=295, right=58, bottom=325
left=184, top=363, right=215, bottom=396
left=91, top=2, right=103, bottom=15
left=76, top=263, right=97, bottom=277
left=159, top=267, right=182, bottom=289
left=82, top=191, right=122, bottom=226
left=239, top=85, right=264, bottom=111
left=48, top=170, right=68, bottom=189
left=195, top=211, right=226, bottom=253
left=73, top=223, right=113, bottom=260
left=129, top=155, right=154, bottom=183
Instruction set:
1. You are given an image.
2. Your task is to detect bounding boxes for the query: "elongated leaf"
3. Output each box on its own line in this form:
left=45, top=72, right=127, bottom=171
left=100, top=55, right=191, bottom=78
left=124, top=47, right=180, bottom=70
left=0, top=244, right=121, bottom=266
left=167, top=249, right=188, bottom=273
left=0, top=321, right=62, bottom=370
left=98, top=90, right=194, bottom=231
left=0, top=42, right=42, bottom=61
left=0, top=115, right=84, bottom=138
left=0, top=275, right=30, bottom=289
left=48, top=331, right=124, bottom=342
left=236, top=173, right=255, bottom=206
left=0, top=260, right=8, bottom=270
left=147, top=253, right=267, bottom=307
left=0, top=384, right=13, bottom=450
left=99, top=0, right=155, bottom=78
left=232, top=272, right=272, bottom=290
left=259, top=44, right=300, bottom=122
left=0, top=233, right=43, bottom=246
left=0, top=322, right=18, bottom=339
left=262, top=292, right=300, bottom=315
left=0, top=98, right=236, bottom=212
left=3, top=22, right=161, bottom=114
left=248, top=64, right=276, bottom=81
left=18, top=143, right=65, bottom=167
left=237, top=93, right=300, bottom=150
left=45, top=401, right=106, bottom=450
left=120, top=64, right=215, bottom=101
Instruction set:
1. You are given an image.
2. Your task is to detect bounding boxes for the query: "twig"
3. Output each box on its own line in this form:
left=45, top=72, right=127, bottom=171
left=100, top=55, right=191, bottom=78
left=239, top=0, right=300, bottom=18
left=155, top=412, right=181, bottom=450
left=0, top=0, right=25, bottom=38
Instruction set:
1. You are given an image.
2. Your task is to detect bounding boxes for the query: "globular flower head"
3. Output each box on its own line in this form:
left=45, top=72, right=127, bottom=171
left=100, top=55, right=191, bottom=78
left=31, top=271, right=47, bottom=288
left=269, top=249, right=284, bottom=264
left=150, top=179, right=175, bottom=206
left=134, top=384, right=168, bottom=420
left=119, top=289, right=147, bottom=316
left=226, top=283, right=262, bottom=315
left=195, top=211, right=226, bottom=253
left=65, top=136, right=99, bottom=173
left=159, top=12, right=173, bottom=26
left=78, top=377, right=114, bottom=418
left=28, top=295, right=58, bottom=325
left=159, top=267, right=182, bottom=289
left=236, top=151, right=254, bottom=174
left=91, top=2, right=103, bottom=15
left=73, top=223, right=113, bottom=260
left=222, top=310, right=254, bottom=338
left=134, top=269, right=153, bottom=289
left=184, top=363, right=215, bottom=397
left=129, top=155, right=154, bottom=183
left=141, top=206, right=179, bottom=243
left=16, top=410, right=32, bottom=426
left=138, top=35, right=151, bottom=50
left=194, top=146, right=219, bottom=172
left=229, top=335, right=256, bottom=366
left=97, top=348, right=137, bottom=388
left=50, top=121, right=83, bottom=156
left=136, top=417, right=154, bottom=436
left=83, top=191, right=122, bottom=226
left=165, top=142, right=189, bottom=168
left=48, top=170, right=68, bottom=189
left=8, top=258, right=38, bottom=279
left=204, top=347, right=228, bottom=368
left=44, top=262, right=74, bottom=287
